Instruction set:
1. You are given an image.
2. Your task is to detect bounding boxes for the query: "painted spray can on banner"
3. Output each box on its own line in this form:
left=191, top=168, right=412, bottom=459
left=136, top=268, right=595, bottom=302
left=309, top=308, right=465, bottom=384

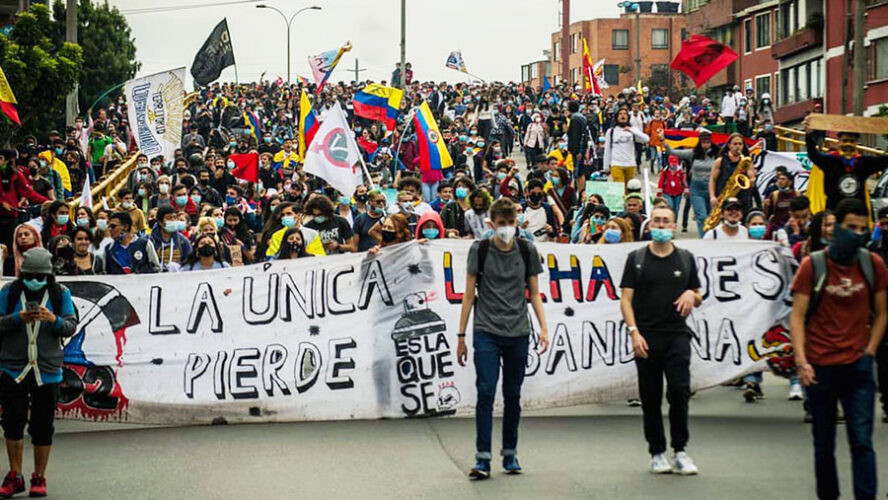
left=391, top=292, right=459, bottom=417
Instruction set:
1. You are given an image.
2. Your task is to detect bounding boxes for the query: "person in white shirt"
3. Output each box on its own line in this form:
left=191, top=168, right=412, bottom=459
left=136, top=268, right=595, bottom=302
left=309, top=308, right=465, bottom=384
left=604, top=107, right=650, bottom=187
left=721, top=86, right=740, bottom=124
left=703, top=197, right=748, bottom=240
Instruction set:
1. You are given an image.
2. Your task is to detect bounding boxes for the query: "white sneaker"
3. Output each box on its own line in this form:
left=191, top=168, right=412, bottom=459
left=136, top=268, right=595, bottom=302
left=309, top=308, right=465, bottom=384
left=650, top=453, right=672, bottom=474
left=672, top=451, right=698, bottom=475
left=788, top=382, right=803, bottom=401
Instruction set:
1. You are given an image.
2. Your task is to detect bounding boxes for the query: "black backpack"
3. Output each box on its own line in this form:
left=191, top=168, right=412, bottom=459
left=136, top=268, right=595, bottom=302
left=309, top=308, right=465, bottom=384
left=3, top=280, right=64, bottom=316
left=476, top=237, right=532, bottom=288
left=805, top=249, right=874, bottom=324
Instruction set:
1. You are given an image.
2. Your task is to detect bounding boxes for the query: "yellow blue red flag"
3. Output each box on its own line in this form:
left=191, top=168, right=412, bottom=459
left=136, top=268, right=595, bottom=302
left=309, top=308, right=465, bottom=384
left=413, top=101, right=452, bottom=172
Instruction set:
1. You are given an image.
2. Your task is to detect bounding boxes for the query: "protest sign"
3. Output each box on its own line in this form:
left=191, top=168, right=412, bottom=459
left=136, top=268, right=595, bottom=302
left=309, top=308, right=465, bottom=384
left=586, top=181, right=626, bottom=213
left=52, top=240, right=794, bottom=424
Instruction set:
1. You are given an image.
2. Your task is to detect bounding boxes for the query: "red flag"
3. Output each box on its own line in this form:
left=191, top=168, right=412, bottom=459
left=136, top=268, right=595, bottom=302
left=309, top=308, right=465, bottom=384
left=275, top=76, right=283, bottom=87
left=669, top=34, right=739, bottom=87
left=229, top=153, right=259, bottom=183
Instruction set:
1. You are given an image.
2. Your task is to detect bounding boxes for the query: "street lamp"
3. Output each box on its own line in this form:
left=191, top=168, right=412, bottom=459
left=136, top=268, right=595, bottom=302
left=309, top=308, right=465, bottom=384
left=617, top=2, right=641, bottom=88
left=256, top=4, right=322, bottom=84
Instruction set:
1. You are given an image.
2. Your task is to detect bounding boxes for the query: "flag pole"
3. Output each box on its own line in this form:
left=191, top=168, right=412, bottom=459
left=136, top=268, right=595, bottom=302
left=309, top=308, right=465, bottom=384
left=357, top=154, right=375, bottom=190
left=394, top=107, right=416, bottom=167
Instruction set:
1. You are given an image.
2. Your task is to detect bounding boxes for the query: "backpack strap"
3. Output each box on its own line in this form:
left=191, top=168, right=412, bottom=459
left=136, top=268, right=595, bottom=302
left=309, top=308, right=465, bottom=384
left=475, top=239, right=490, bottom=287
left=516, top=238, right=532, bottom=282
left=805, top=250, right=829, bottom=324
left=858, top=248, right=875, bottom=309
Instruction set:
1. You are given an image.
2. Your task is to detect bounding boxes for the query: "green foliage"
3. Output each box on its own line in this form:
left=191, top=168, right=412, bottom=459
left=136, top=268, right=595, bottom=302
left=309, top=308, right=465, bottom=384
left=0, top=3, right=82, bottom=144
left=51, top=0, right=140, bottom=113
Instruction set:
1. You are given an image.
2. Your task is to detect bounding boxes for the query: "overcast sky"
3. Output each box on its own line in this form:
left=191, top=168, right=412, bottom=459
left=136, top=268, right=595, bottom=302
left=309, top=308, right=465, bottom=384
left=109, top=0, right=622, bottom=86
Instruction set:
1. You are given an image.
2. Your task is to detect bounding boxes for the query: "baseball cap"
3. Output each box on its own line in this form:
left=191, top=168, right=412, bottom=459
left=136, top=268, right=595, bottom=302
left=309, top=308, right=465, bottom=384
left=722, top=197, right=742, bottom=210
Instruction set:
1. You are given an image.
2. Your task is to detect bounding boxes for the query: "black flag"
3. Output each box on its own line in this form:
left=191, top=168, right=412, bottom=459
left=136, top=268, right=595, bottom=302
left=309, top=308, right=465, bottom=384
left=190, top=19, right=236, bottom=87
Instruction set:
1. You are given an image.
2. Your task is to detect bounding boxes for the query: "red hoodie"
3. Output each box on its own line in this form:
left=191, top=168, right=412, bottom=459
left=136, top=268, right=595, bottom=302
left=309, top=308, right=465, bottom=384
left=415, top=210, right=445, bottom=240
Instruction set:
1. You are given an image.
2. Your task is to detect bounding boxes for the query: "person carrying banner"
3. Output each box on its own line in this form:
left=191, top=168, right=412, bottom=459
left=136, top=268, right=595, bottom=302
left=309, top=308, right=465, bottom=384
left=803, top=117, right=885, bottom=212
left=620, top=206, right=702, bottom=475
left=456, top=198, right=549, bottom=480
left=790, top=198, right=886, bottom=500
left=0, top=248, right=77, bottom=498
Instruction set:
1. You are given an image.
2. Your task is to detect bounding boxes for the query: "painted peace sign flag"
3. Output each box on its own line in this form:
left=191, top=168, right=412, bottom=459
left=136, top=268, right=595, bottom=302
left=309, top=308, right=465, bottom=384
left=303, top=102, right=364, bottom=197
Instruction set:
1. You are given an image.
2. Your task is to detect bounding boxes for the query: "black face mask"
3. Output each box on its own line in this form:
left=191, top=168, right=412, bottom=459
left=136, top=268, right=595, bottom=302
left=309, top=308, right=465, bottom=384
left=528, top=193, right=543, bottom=205
left=198, top=245, right=216, bottom=258
left=199, top=178, right=209, bottom=186
left=829, top=227, right=866, bottom=264
left=355, top=194, right=369, bottom=203
left=381, top=230, right=397, bottom=243
left=56, top=245, right=74, bottom=260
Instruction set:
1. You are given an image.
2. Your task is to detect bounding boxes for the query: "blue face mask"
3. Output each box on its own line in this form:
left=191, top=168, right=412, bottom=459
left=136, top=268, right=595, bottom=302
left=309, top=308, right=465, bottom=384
left=339, top=196, right=351, bottom=206
left=191, top=195, right=202, bottom=205
left=225, top=195, right=237, bottom=205
left=591, top=216, right=606, bottom=226
left=650, top=228, right=674, bottom=243
left=455, top=187, right=468, bottom=199
left=496, top=172, right=506, bottom=181
left=164, top=221, right=179, bottom=233
left=313, top=216, right=328, bottom=224
left=604, top=228, right=622, bottom=243
left=422, top=228, right=440, bottom=239
left=23, top=278, right=46, bottom=291
left=175, top=195, right=188, bottom=206
left=281, top=215, right=296, bottom=228
left=56, top=214, right=69, bottom=225
left=748, top=225, right=766, bottom=239
left=177, top=220, right=187, bottom=232
left=76, top=217, right=90, bottom=228
left=214, top=217, right=224, bottom=229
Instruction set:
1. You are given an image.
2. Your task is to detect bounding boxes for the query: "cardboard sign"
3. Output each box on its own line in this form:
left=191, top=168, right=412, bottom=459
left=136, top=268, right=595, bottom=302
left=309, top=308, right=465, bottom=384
left=586, top=181, right=625, bottom=213
left=807, top=114, right=888, bottom=135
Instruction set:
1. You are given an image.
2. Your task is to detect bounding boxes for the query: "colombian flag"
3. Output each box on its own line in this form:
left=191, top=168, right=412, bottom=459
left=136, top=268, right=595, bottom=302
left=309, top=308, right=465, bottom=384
left=0, top=63, right=20, bottom=126
left=243, top=111, right=260, bottom=139
left=353, top=84, right=403, bottom=130
left=414, top=101, right=452, bottom=172
left=298, top=90, right=320, bottom=159
left=663, top=129, right=759, bottom=149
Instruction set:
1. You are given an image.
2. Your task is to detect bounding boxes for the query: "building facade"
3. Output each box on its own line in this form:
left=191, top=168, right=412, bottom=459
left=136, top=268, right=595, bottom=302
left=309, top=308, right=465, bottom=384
left=520, top=60, right=550, bottom=90
left=544, top=7, right=686, bottom=93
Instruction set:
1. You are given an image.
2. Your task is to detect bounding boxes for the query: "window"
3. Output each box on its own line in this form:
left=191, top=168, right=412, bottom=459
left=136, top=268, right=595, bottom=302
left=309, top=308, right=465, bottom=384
left=774, top=72, right=780, bottom=107
left=521, top=66, right=529, bottom=82
left=756, top=74, right=771, bottom=100
left=553, top=42, right=560, bottom=61
left=531, top=64, right=539, bottom=79
left=571, top=33, right=578, bottom=54
left=681, top=28, right=687, bottom=41
left=756, top=13, right=771, bottom=49
left=613, top=29, right=629, bottom=50
left=871, top=37, right=888, bottom=80
left=744, top=19, right=752, bottom=53
left=713, top=25, right=735, bottom=49
left=603, top=64, right=619, bottom=85
left=652, top=29, right=669, bottom=49
left=686, top=0, right=708, bottom=11
left=780, top=58, right=823, bottom=105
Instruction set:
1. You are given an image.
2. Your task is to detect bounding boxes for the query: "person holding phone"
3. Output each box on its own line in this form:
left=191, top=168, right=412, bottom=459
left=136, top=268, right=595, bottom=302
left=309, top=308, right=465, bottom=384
left=0, top=247, right=77, bottom=498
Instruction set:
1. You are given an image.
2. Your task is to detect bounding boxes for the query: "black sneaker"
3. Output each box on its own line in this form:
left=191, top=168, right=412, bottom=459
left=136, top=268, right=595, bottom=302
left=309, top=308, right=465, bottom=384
left=743, top=383, right=758, bottom=403
left=469, top=460, right=490, bottom=480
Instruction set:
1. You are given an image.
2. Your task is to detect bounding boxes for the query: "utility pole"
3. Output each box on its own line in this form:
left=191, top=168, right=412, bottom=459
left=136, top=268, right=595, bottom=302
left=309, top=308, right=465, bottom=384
left=852, top=0, right=865, bottom=115
left=634, top=7, right=641, bottom=87
left=352, top=59, right=367, bottom=84
left=841, top=0, right=851, bottom=115
left=561, top=0, right=570, bottom=85
left=399, top=0, right=406, bottom=90
left=65, top=0, right=78, bottom=125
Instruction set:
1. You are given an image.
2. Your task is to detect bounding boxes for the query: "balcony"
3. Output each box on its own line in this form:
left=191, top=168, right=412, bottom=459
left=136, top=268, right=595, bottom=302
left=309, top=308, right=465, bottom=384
left=775, top=97, right=822, bottom=125
left=771, top=26, right=823, bottom=60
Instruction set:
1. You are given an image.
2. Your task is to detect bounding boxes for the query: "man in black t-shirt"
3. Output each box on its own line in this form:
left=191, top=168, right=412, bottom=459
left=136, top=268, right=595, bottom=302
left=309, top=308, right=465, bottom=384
left=620, top=206, right=702, bottom=476
left=803, top=117, right=885, bottom=211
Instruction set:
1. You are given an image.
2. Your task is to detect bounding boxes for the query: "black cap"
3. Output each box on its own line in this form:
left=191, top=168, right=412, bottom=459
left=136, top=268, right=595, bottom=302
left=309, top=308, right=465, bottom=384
left=722, top=197, right=742, bottom=210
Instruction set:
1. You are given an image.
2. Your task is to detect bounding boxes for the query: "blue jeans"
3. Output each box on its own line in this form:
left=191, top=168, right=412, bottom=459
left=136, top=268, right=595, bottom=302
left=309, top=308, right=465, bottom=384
left=422, top=181, right=438, bottom=203
left=664, top=194, right=682, bottom=216
left=689, top=180, right=711, bottom=238
left=473, top=330, right=529, bottom=461
left=807, top=356, right=877, bottom=500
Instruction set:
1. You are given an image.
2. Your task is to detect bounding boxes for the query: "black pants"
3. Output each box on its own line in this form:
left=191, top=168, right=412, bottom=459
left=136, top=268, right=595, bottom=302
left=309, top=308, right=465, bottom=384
left=0, top=373, right=59, bottom=446
left=634, top=142, right=644, bottom=168
left=635, top=332, right=691, bottom=455
left=0, top=218, right=16, bottom=277
left=878, top=342, right=888, bottom=414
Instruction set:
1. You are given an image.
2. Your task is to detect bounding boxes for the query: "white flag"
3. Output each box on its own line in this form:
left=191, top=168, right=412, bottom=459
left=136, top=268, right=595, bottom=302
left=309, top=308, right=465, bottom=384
left=80, top=176, right=92, bottom=209
left=124, top=67, right=186, bottom=162
left=593, top=59, right=609, bottom=89
left=303, top=102, right=363, bottom=197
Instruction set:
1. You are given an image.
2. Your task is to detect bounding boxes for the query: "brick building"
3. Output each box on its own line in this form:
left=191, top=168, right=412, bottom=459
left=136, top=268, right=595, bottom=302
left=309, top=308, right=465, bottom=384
left=520, top=59, right=550, bottom=90
left=535, top=5, right=685, bottom=93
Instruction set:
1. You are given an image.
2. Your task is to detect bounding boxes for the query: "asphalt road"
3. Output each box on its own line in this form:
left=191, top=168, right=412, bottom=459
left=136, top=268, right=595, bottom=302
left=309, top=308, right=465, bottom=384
left=41, top=374, right=887, bottom=500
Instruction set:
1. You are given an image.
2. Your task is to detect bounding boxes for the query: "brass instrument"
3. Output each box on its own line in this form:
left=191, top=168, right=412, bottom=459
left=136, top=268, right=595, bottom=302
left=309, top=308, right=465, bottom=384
left=703, top=156, right=752, bottom=232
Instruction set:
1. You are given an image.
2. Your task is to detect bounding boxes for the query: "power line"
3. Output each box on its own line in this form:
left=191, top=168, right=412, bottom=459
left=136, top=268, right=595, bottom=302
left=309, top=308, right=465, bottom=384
left=120, top=0, right=263, bottom=15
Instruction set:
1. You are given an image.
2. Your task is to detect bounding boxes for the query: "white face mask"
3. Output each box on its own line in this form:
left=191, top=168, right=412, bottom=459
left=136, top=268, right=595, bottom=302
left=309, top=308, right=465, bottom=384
left=494, top=225, right=516, bottom=244
left=158, top=184, right=170, bottom=194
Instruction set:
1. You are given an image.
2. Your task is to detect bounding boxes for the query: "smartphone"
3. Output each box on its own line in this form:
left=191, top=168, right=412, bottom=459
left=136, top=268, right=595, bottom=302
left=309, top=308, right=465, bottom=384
left=25, top=301, right=39, bottom=312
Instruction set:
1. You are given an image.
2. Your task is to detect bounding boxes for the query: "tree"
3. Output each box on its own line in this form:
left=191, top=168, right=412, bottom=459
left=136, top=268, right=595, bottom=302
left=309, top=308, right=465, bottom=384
left=0, top=4, right=82, bottom=144
left=51, top=0, right=140, bottom=113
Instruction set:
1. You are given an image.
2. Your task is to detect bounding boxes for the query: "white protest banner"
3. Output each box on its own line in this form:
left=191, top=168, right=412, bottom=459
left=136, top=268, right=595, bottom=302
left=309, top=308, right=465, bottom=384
left=754, top=151, right=811, bottom=197
left=124, top=68, right=185, bottom=162
left=52, top=240, right=794, bottom=424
